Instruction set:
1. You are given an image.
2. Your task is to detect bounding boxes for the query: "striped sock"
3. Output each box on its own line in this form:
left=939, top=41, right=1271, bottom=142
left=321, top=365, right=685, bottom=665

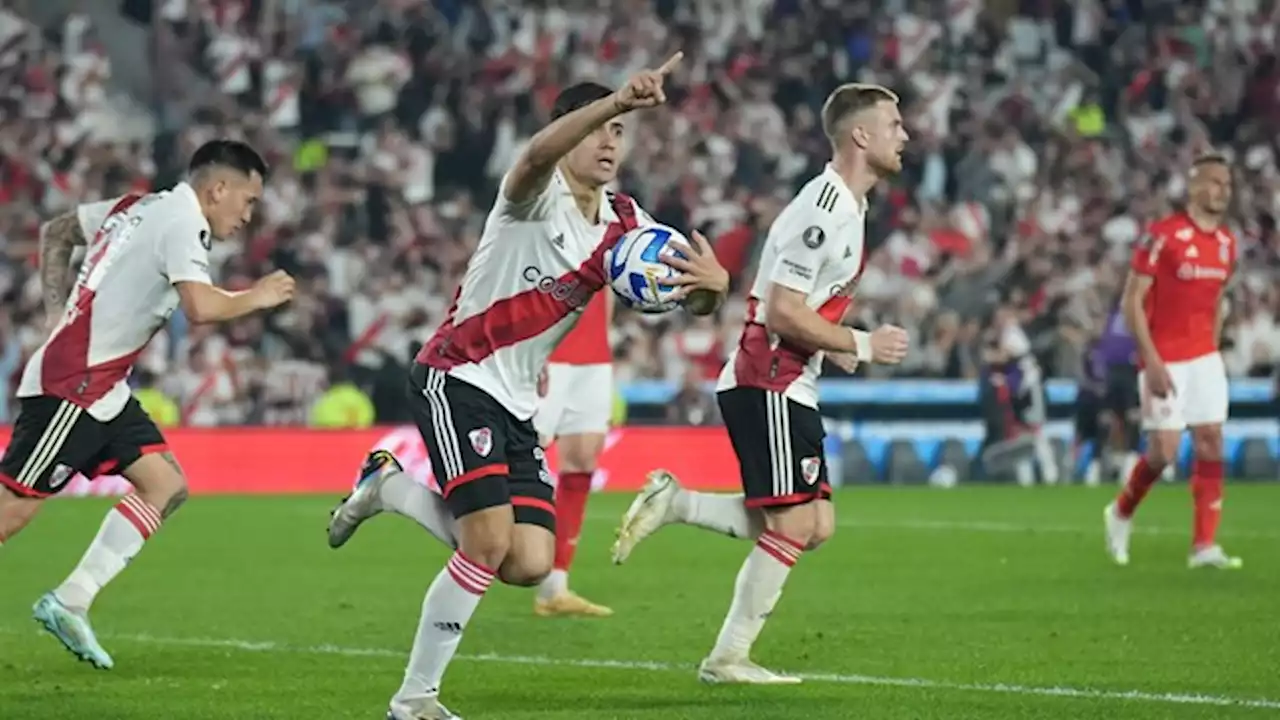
left=708, top=530, right=804, bottom=661
left=395, top=552, right=496, bottom=702
left=55, top=495, right=163, bottom=612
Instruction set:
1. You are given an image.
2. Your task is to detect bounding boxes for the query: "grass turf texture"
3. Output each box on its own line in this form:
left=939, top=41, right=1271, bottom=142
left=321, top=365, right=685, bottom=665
left=3, top=486, right=1280, bottom=719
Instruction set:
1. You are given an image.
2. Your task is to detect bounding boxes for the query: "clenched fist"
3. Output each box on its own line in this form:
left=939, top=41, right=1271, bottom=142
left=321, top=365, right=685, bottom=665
left=250, top=269, right=296, bottom=310
left=869, top=324, right=909, bottom=365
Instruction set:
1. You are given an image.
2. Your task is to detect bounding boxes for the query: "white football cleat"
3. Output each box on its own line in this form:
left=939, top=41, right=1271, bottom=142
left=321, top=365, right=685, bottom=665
left=612, top=469, right=681, bottom=565
left=387, top=697, right=461, bottom=719
left=1188, top=545, right=1243, bottom=570
left=328, top=450, right=402, bottom=549
left=1103, top=502, right=1131, bottom=566
left=698, top=656, right=802, bottom=685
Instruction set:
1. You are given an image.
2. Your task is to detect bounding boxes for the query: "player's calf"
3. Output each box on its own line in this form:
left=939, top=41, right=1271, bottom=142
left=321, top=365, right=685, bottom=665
left=805, top=499, right=836, bottom=550
left=1189, top=424, right=1228, bottom=554
left=0, top=486, right=45, bottom=544
left=499, top=523, right=555, bottom=587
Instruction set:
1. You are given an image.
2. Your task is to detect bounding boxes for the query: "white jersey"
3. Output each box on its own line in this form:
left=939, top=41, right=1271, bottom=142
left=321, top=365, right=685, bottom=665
left=417, top=168, right=652, bottom=420
left=19, top=183, right=213, bottom=421
left=716, top=165, right=868, bottom=408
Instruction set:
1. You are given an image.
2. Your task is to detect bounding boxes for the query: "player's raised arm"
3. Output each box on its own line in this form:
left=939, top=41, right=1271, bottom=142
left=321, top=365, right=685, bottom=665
left=504, top=52, right=683, bottom=205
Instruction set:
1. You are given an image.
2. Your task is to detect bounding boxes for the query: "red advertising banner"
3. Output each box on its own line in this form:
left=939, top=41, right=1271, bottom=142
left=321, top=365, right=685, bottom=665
left=0, top=426, right=741, bottom=496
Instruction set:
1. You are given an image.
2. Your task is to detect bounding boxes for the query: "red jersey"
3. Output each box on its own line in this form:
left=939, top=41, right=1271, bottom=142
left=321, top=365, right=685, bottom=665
left=1130, top=212, right=1236, bottom=363
left=548, top=290, right=611, bottom=365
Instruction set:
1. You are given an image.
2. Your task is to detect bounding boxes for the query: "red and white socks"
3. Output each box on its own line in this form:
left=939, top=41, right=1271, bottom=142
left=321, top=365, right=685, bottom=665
left=395, top=552, right=495, bottom=703
left=538, top=471, right=592, bottom=600
left=55, top=495, right=162, bottom=613
left=707, top=530, right=803, bottom=661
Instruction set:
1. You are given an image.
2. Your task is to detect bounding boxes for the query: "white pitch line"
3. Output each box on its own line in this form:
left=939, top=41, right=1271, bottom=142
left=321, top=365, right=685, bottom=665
left=11, top=629, right=1280, bottom=711
left=581, top=512, right=1280, bottom=539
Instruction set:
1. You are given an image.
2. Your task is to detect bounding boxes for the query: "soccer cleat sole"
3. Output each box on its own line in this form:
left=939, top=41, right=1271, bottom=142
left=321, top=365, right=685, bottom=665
left=611, top=475, right=673, bottom=564
left=32, top=610, right=113, bottom=670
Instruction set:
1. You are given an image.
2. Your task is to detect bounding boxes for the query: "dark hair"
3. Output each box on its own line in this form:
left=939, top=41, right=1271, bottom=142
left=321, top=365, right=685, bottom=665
left=551, top=82, right=613, bottom=120
left=188, top=139, right=269, bottom=179
left=1191, top=152, right=1229, bottom=169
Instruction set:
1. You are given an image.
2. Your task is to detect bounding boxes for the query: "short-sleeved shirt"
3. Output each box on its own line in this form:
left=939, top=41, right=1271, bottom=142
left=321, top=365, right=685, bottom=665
left=416, top=168, right=654, bottom=420
left=716, top=165, right=869, bottom=408
left=1130, top=212, right=1236, bottom=364
left=19, top=183, right=213, bottom=421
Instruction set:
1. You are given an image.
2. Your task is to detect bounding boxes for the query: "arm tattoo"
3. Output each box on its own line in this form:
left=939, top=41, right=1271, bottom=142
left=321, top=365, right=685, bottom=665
left=39, top=212, right=88, bottom=317
left=158, top=452, right=189, bottom=518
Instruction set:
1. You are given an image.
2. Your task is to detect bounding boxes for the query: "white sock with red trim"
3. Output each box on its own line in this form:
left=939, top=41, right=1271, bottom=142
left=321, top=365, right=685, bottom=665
left=55, top=495, right=162, bottom=613
left=707, top=530, right=803, bottom=662
left=379, top=471, right=457, bottom=549
left=394, top=551, right=496, bottom=703
left=673, top=491, right=762, bottom=539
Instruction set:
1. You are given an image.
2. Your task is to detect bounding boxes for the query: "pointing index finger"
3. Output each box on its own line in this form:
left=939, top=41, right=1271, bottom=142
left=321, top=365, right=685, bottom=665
left=656, top=51, right=684, bottom=76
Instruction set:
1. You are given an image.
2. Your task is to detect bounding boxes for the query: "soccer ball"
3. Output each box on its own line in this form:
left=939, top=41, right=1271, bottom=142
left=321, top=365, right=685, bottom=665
left=607, top=224, right=688, bottom=314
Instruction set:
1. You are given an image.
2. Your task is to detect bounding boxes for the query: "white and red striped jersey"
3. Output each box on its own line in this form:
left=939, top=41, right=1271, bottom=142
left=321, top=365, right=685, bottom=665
left=716, top=165, right=868, bottom=408
left=417, top=168, right=654, bottom=420
left=18, top=184, right=213, bottom=421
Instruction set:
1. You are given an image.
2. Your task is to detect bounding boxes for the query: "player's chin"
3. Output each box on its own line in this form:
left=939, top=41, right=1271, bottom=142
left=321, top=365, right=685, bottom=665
left=591, top=163, right=619, bottom=186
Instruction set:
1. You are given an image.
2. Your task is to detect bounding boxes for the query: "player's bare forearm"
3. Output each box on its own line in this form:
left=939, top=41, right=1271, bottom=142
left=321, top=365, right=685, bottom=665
left=1122, top=272, right=1161, bottom=366
left=38, top=212, right=87, bottom=317
left=765, top=284, right=858, bottom=354
left=505, top=97, right=623, bottom=203
left=175, top=282, right=263, bottom=324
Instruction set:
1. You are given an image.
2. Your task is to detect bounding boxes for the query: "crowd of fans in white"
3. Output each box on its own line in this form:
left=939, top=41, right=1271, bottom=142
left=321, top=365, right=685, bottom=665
left=0, top=0, right=1278, bottom=425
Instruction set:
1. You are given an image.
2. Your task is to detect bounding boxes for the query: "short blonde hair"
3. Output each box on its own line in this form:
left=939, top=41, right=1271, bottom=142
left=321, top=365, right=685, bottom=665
left=821, top=83, right=900, bottom=146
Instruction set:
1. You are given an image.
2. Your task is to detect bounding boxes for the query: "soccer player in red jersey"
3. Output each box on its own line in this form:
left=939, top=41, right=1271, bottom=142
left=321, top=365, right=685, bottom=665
left=531, top=290, right=615, bottom=617
left=1104, top=154, right=1241, bottom=569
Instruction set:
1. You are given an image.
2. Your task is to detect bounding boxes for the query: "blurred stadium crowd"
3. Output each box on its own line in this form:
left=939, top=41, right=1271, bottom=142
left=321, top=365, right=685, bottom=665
left=0, top=0, right=1278, bottom=426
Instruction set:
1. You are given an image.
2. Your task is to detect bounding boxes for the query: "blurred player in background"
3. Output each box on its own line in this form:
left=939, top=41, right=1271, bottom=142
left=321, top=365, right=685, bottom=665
left=610, top=84, right=909, bottom=684
left=993, top=302, right=1059, bottom=486
left=1099, top=305, right=1142, bottom=482
left=326, top=55, right=730, bottom=719
left=1075, top=330, right=1109, bottom=485
left=0, top=140, right=292, bottom=668
left=532, top=294, right=615, bottom=618
left=1105, top=154, right=1240, bottom=569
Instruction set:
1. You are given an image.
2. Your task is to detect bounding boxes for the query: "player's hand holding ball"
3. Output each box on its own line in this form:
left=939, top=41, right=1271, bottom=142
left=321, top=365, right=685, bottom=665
left=612, top=52, right=683, bottom=112
left=663, top=230, right=729, bottom=316
left=869, top=324, right=909, bottom=364
left=250, top=269, right=296, bottom=310
left=1145, top=359, right=1175, bottom=399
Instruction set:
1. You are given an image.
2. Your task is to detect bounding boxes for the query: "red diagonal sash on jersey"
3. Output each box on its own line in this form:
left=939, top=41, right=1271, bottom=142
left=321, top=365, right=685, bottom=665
left=419, top=193, right=639, bottom=369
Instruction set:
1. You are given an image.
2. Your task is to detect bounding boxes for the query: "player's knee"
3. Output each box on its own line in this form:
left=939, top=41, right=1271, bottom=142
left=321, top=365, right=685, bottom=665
left=455, top=508, right=516, bottom=570
left=762, top=504, right=818, bottom=548
left=0, top=488, right=43, bottom=542
left=1191, top=429, right=1224, bottom=461
left=1146, top=433, right=1180, bottom=468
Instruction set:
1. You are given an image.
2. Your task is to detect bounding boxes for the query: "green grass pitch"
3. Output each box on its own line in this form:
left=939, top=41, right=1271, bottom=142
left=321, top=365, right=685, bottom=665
left=4, top=485, right=1280, bottom=719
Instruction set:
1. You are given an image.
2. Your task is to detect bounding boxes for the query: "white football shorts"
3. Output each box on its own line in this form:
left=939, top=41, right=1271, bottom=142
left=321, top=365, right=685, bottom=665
left=533, top=362, right=613, bottom=441
left=1139, top=351, right=1229, bottom=431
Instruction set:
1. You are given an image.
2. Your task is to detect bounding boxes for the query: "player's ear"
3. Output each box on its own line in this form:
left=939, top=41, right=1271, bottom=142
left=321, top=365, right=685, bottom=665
left=850, top=123, right=870, bottom=150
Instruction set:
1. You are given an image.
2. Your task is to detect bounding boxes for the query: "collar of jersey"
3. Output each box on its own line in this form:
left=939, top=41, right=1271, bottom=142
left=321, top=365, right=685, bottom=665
left=173, top=181, right=213, bottom=235
left=555, top=167, right=617, bottom=225
left=822, top=163, right=869, bottom=217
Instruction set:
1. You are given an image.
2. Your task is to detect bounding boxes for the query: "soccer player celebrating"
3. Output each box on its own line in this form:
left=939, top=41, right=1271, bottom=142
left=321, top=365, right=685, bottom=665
left=327, top=54, right=731, bottom=719
left=1104, top=154, right=1240, bottom=569
left=0, top=140, right=292, bottom=667
left=531, top=311, right=616, bottom=617
left=611, top=84, right=910, bottom=683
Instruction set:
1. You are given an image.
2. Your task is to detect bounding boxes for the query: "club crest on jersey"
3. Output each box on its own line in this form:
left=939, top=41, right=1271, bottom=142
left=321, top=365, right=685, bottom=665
left=47, top=464, right=75, bottom=491
left=802, top=226, right=826, bottom=249
left=801, top=457, right=821, bottom=484
left=1175, top=227, right=1194, bottom=241
left=468, top=427, right=493, bottom=457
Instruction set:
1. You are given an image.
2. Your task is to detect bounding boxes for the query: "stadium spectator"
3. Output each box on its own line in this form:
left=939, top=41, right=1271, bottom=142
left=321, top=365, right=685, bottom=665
left=1, top=0, right=1279, bottom=426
